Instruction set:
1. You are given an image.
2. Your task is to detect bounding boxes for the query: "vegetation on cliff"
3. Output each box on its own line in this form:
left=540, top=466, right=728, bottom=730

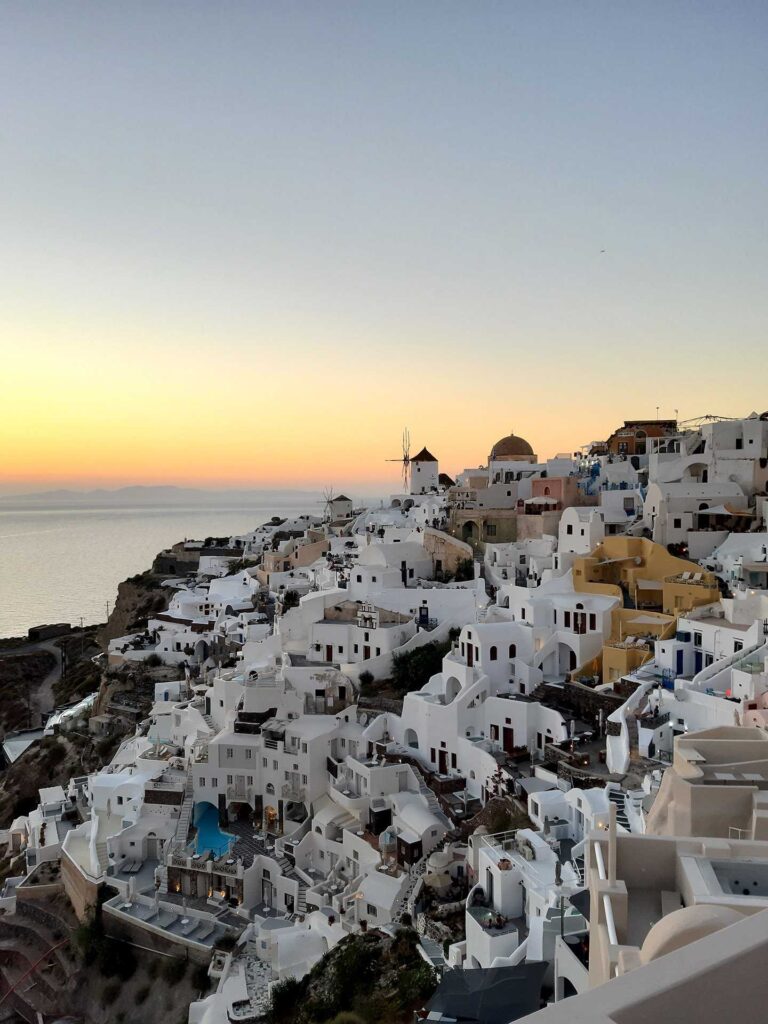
left=269, top=927, right=437, bottom=1024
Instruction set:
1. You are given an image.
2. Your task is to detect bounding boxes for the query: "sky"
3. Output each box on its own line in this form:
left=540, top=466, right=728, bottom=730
left=1, top=2, right=766, bottom=495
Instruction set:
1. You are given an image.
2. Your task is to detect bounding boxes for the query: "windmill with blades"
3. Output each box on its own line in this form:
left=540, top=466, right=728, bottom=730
left=386, top=427, right=411, bottom=493
left=318, top=485, right=335, bottom=523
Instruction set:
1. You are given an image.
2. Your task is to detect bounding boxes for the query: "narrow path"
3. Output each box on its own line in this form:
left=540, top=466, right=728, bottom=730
left=0, top=631, right=90, bottom=722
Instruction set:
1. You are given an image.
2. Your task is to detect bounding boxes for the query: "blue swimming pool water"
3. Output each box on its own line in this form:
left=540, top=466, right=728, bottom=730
left=193, top=802, right=235, bottom=857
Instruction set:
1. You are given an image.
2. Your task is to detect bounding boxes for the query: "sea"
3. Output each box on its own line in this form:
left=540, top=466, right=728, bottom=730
left=0, top=501, right=316, bottom=638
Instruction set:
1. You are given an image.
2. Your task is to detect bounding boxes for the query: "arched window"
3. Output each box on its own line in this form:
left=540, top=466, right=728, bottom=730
left=489, top=646, right=498, bottom=661
left=544, top=486, right=550, bottom=496
left=266, top=782, right=275, bottom=795
left=508, top=643, right=517, bottom=659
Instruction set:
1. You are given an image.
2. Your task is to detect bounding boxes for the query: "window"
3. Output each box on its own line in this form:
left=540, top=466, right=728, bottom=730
left=564, top=611, right=571, bottom=628
left=211, top=777, right=218, bottom=787
left=673, top=518, right=682, bottom=529
left=247, top=776, right=253, bottom=785
left=566, top=524, right=573, bottom=535
left=430, top=748, right=436, bottom=762
left=117, top=796, right=123, bottom=805
left=356, top=575, right=362, bottom=583
left=451, top=753, right=457, bottom=768
left=694, top=632, right=702, bottom=647
left=485, top=523, right=497, bottom=537
left=262, top=758, right=268, bottom=768
left=226, top=747, right=233, bottom=759
left=273, top=760, right=278, bottom=770
left=366, top=904, right=378, bottom=917
left=489, top=646, right=498, bottom=661
left=734, top=641, right=744, bottom=653
left=508, top=644, right=516, bottom=658
left=375, top=647, right=381, bottom=656
left=200, top=777, right=205, bottom=787
left=245, top=749, right=252, bottom=760
left=354, top=644, right=359, bottom=654
left=589, top=613, right=596, bottom=631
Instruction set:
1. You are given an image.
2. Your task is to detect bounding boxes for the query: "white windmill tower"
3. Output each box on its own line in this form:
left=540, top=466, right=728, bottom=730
left=386, top=428, right=411, bottom=493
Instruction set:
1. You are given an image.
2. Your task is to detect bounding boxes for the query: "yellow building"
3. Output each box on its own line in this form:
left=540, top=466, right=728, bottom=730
left=572, top=537, right=720, bottom=616
left=572, top=537, right=719, bottom=684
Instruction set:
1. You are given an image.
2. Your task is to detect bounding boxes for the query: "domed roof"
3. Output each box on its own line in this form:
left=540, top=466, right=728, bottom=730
left=640, top=904, right=745, bottom=965
left=490, top=431, right=535, bottom=460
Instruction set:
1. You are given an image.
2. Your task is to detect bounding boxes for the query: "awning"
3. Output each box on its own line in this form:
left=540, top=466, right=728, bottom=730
left=699, top=505, right=753, bottom=517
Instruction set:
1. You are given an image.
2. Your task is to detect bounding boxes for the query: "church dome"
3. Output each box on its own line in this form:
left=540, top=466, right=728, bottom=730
left=490, top=431, right=535, bottom=461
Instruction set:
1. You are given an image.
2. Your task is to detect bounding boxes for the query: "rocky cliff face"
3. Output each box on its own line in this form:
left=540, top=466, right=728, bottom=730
left=99, top=574, right=170, bottom=646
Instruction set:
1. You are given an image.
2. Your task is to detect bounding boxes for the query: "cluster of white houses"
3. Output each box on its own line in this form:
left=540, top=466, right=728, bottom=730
left=5, top=413, right=768, bottom=1024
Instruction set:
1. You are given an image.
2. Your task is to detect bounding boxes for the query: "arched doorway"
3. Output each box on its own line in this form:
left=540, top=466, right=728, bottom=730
left=445, top=676, right=461, bottom=703
left=462, top=521, right=479, bottom=543
left=404, top=728, right=419, bottom=750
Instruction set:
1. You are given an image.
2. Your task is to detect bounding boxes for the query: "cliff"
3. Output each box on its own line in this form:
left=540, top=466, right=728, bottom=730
left=99, top=572, right=170, bottom=646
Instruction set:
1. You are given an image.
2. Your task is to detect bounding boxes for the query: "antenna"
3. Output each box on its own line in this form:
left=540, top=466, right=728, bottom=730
left=385, top=427, right=411, bottom=491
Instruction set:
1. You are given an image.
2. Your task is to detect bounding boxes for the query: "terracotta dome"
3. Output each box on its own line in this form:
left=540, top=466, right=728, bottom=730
left=490, top=431, right=535, bottom=461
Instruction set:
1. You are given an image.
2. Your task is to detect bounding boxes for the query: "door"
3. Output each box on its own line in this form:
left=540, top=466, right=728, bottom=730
left=261, top=880, right=273, bottom=907
left=438, top=750, right=448, bottom=774
left=503, top=727, right=515, bottom=754
left=363, top=645, right=370, bottom=660
left=694, top=651, right=703, bottom=674
left=467, top=645, right=474, bottom=668
left=325, top=645, right=333, bottom=662
left=675, top=649, right=684, bottom=676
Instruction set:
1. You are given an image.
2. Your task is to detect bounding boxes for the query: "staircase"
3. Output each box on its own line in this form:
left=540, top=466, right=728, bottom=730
left=174, top=766, right=195, bottom=846
left=274, top=853, right=308, bottom=916
left=95, top=840, right=109, bottom=875
left=202, top=713, right=215, bottom=730
left=607, top=788, right=630, bottom=830
left=410, top=764, right=442, bottom=816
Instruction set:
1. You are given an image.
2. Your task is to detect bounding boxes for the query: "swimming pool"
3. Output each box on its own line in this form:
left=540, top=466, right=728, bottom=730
left=193, top=802, right=235, bottom=857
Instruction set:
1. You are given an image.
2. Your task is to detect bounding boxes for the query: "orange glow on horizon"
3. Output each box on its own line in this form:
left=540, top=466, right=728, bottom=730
left=1, top=316, right=762, bottom=496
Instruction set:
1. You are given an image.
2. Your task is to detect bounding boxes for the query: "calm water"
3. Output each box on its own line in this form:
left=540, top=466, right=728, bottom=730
left=0, top=503, right=311, bottom=638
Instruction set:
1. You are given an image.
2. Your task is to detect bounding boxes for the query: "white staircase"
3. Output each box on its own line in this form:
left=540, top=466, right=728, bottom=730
left=95, top=840, right=109, bottom=875
left=175, top=766, right=194, bottom=845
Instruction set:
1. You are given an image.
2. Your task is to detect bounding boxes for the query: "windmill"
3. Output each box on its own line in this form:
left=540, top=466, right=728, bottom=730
left=386, top=427, right=411, bottom=491
left=318, top=485, right=335, bottom=523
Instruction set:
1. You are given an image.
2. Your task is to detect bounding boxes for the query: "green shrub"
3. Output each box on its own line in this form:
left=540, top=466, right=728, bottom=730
left=270, top=975, right=305, bottom=1023
left=454, top=558, right=475, bottom=582
left=391, top=641, right=450, bottom=695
